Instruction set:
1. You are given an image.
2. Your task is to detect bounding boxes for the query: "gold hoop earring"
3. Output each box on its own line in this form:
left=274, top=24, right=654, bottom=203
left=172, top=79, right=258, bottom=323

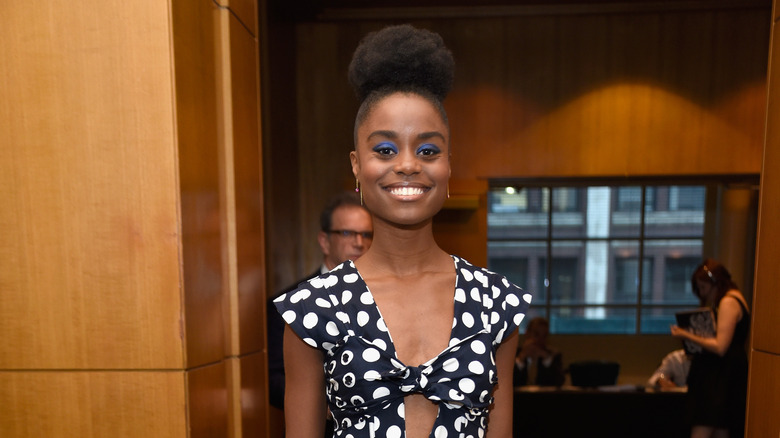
left=447, top=184, right=450, bottom=199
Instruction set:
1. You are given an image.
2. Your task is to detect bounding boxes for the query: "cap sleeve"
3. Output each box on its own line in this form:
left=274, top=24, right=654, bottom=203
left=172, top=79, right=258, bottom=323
left=485, top=270, right=532, bottom=345
left=273, top=275, right=345, bottom=352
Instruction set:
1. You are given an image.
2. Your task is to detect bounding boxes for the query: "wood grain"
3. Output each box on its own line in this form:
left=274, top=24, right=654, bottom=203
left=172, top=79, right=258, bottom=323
left=0, top=0, right=183, bottom=370
left=0, top=371, right=186, bottom=437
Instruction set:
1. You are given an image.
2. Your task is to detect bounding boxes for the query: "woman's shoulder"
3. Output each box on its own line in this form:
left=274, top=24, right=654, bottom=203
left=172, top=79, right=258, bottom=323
left=451, top=255, right=523, bottom=288
left=272, top=261, right=365, bottom=350
left=451, top=254, right=531, bottom=306
left=721, top=289, right=749, bottom=313
left=275, top=261, right=360, bottom=300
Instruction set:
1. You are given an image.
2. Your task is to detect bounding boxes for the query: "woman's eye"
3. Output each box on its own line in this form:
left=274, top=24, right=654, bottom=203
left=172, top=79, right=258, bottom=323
left=417, top=144, right=441, bottom=156
left=372, top=142, right=398, bottom=156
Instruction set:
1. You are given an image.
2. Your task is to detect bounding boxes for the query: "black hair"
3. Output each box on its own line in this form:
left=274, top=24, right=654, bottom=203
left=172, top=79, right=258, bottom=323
left=319, top=191, right=365, bottom=233
left=348, top=24, right=455, bottom=138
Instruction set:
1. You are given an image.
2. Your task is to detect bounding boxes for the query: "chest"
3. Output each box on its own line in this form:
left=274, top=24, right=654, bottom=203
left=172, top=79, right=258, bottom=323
left=368, top=274, right=455, bottom=366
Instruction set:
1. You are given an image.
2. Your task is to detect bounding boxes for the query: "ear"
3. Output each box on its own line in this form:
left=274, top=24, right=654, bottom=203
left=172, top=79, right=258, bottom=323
left=350, top=150, right=359, bottom=179
left=317, top=231, right=330, bottom=256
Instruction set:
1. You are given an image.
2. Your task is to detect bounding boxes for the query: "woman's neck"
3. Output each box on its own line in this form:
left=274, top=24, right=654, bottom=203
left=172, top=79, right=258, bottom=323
left=356, top=219, right=449, bottom=277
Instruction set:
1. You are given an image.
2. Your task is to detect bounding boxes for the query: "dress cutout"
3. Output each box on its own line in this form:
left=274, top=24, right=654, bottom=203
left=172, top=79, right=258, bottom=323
left=274, top=255, right=531, bottom=438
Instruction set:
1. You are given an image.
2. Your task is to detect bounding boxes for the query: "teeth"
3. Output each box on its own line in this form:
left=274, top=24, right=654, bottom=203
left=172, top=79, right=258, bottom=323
left=389, top=187, right=424, bottom=196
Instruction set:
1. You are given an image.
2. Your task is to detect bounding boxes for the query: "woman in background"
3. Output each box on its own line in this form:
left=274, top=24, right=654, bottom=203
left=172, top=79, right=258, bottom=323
left=514, top=316, right=564, bottom=387
left=671, top=259, right=750, bottom=438
left=275, top=24, right=531, bottom=438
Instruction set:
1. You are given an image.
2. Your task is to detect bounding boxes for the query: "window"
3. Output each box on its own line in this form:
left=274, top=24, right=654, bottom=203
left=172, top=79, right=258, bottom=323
left=488, top=182, right=712, bottom=334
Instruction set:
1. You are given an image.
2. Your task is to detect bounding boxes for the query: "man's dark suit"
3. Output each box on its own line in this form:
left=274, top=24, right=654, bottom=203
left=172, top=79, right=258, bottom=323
left=267, top=268, right=322, bottom=410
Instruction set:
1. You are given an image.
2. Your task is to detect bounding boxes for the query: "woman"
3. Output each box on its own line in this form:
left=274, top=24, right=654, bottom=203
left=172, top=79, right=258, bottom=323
left=513, top=317, right=565, bottom=387
left=671, top=259, right=750, bottom=438
left=275, top=24, right=531, bottom=438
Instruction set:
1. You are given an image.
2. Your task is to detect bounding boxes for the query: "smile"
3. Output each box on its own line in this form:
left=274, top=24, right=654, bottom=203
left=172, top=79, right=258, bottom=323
left=387, top=186, right=426, bottom=196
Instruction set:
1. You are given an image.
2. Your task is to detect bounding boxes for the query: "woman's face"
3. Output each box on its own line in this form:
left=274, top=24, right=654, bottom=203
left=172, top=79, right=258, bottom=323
left=695, top=279, right=715, bottom=303
left=351, top=92, right=450, bottom=227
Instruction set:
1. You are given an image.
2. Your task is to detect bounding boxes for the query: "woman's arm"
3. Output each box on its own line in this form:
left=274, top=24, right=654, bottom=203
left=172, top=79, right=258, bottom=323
left=487, top=330, right=519, bottom=438
left=671, top=292, right=744, bottom=356
left=283, top=324, right=328, bottom=438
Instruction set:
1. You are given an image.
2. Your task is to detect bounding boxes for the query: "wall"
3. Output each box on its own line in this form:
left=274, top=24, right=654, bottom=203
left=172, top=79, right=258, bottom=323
left=0, top=0, right=267, bottom=436
left=746, top=1, right=780, bottom=436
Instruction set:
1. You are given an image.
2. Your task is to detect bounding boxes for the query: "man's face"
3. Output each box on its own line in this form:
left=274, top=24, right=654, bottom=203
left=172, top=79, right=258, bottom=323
left=319, top=205, right=373, bottom=270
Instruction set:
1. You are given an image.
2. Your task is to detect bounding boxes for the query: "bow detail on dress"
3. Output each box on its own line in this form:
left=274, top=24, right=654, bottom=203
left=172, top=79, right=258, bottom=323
left=328, top=330, right=495, bottom=433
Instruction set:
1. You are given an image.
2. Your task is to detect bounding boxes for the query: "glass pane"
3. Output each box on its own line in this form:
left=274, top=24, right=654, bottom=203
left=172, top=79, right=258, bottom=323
left=551, top=307, right=636, bottom=334
left=488, top=241, right=547, bottom=302
left=551, top=187, right=587, bottom=239
left=644, top=185, right=706, bottom=237
left=610, top=242, right=650, bottom=304
left=642, top=240, right=703, bottom=304
left=550, top=241, right=583, bottom=304
left=488, top=187, right=548, bottom=239
left=610, top=186, right=642, bottom=238
left=641, top=306, right=696, bottom=334
left=660, top=256, right=702, bottom=305
left=488, top=257, right=528, bottom=289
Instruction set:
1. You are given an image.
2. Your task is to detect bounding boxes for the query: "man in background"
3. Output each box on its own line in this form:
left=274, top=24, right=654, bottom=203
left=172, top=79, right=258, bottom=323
left=647, top=348, right=691, bottom=389
left=267, top=191, right=373, bottom=431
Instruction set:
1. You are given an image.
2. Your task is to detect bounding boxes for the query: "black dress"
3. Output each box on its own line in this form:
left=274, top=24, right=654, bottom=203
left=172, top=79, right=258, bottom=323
left=685, top=296, right=750, bottom=436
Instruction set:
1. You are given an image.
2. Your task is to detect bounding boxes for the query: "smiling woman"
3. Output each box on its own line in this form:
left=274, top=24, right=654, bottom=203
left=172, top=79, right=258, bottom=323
left=274, top=24, right=532, bottom=438
left=351, top=93, right=451, bottom=226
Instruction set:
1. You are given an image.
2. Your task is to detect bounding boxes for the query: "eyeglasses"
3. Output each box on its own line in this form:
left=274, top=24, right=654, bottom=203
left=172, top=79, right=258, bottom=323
left=329, top=229, right=373, bottom=240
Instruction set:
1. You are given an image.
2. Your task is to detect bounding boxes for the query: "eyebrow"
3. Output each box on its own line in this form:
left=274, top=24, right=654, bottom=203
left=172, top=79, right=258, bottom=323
left=366, top=130, right=446, bottom=142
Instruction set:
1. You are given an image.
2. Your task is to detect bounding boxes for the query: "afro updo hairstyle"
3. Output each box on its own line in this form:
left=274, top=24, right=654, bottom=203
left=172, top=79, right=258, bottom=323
left=348, top=24, right=455, bottom=138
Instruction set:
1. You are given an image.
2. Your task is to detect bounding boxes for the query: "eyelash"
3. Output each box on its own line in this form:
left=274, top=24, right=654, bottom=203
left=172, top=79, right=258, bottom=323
left=372, top=142, right=398, bottom=156
left=371, top=142, right=442, bottom=159
left=417, top=144, right=441, bottom=156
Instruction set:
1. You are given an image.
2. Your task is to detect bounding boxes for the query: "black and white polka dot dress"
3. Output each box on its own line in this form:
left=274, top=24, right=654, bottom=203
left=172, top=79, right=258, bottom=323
left=274, top=255, right=531, bottom=438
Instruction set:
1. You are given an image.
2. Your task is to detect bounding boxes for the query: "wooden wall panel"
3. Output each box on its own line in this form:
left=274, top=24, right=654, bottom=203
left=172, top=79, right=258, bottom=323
left=433, top=179, right=489, bottom=267
left=746, top=352, right=780, bottom=437
left=0, top=1, right=182, bottom=369
left=751, top=7, right=780, bottom=355
left=445, top=11, right=768, bottom=180
left=188, top=362, right=229, bottom=438
left=0, top=371, right=186, bottom=437
left=746, top=2, right=780, bottom=436
left=227, top=9, right=266, bottom=356
left=260, top=16, right=305, bottom=297
left=3, top=0, right=265, bottom=435
left=238, top=352, right=269, bottom=437
left=216, top=0, right=258, bottom=36
left=173, top=0, right=226, bottom=368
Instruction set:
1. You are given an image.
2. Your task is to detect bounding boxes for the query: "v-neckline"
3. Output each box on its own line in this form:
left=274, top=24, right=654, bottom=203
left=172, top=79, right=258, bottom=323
left=348, top=255, right=461, bottom=368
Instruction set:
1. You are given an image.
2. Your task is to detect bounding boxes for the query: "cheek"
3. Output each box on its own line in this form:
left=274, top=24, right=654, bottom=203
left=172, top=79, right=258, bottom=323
left=432, top=162, right=450, bottom=182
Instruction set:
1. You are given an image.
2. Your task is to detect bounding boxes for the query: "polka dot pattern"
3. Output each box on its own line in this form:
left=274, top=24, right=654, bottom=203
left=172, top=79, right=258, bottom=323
left=273, top=256, right=530, bottom=437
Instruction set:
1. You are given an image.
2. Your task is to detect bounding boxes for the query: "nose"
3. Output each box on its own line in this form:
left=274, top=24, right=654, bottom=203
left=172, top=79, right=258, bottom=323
left=394, top=148, right=421, bottom=175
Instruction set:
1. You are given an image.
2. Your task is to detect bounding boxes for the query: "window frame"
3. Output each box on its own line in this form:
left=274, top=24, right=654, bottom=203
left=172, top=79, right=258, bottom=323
left=487, top=175, right=758, bottom=335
